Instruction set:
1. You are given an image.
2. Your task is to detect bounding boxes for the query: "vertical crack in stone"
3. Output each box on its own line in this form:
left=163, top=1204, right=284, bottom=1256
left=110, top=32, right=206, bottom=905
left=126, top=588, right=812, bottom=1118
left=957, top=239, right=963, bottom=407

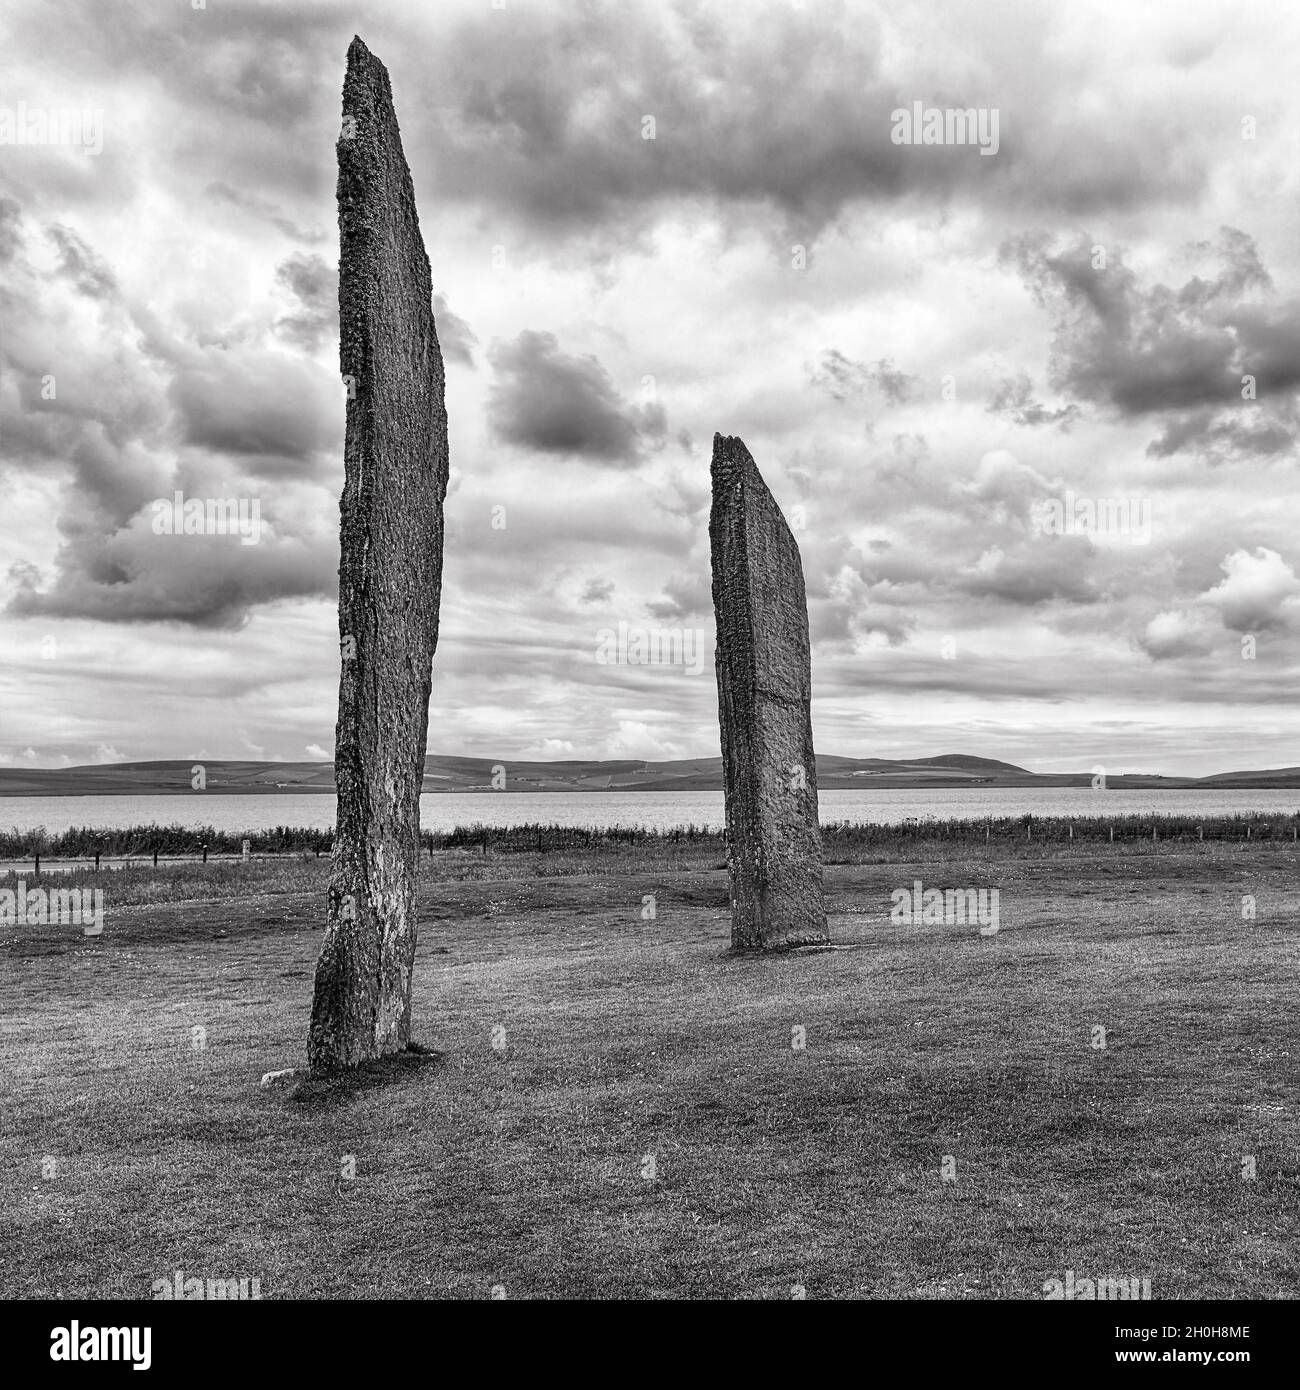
left=709, top=433, right=828, bottom=951
left=307, top=36, right=449, bottom=1071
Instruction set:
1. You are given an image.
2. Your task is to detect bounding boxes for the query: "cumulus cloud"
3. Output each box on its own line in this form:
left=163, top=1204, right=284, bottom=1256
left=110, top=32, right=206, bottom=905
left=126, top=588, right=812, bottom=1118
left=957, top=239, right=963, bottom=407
left=1139, top=608, right=1217, bottom=660
left=1140, top=549, right=1300, bottom=660
left=1204, top=547, right=1300, bottom=633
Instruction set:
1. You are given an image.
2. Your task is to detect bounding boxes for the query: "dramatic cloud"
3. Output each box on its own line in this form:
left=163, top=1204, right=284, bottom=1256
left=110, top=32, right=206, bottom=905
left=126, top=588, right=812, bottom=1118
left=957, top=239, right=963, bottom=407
left=487, top=330, right=666, bottom=466
left=1001, top=228, right=1300, bottom=460
left=0, top=0, right=1296, bottom=771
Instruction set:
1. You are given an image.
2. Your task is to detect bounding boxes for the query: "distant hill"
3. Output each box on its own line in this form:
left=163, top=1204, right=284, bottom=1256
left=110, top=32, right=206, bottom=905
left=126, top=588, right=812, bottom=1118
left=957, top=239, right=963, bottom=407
left=1, top=753, right=1299, bottom=795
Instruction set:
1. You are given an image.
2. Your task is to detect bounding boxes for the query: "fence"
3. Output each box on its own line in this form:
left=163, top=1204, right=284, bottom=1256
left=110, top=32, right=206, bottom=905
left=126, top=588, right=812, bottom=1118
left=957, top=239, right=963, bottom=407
left=1, top=812, right=1295, bottom=870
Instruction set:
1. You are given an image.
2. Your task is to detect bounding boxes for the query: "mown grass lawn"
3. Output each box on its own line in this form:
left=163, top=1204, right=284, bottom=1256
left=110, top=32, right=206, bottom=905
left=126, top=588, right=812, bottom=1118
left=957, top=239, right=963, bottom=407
left=2, top=844, right=1297, bottom=1299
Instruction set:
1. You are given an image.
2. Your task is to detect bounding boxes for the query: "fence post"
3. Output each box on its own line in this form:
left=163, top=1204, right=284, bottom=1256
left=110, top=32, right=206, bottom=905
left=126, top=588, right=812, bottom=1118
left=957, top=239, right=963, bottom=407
left=202, top=843, right=208, bottom=864
left=1198, top=825, right=1203, bottom=841
left=242, top=839, right=250, bottom=864
left=153, top=850, right=158, bottom=867
left=34, top=853, right=40, bottom=878
left=1109, top=826, right=1113, bottom=843
left=94, top=851, right=100, bottom=872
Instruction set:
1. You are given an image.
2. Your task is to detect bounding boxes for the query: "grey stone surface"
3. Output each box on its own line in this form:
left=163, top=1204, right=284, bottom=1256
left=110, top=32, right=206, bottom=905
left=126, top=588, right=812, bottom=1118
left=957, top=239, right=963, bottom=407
left=308, top=37, right=449, bottom=1071
left=709, top=433, right=827, bottom=950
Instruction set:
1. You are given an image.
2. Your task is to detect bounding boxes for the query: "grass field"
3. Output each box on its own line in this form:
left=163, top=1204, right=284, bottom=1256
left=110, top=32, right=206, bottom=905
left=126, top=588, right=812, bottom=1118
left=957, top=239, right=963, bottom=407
left=2, top=841, right=1297, bottom=1299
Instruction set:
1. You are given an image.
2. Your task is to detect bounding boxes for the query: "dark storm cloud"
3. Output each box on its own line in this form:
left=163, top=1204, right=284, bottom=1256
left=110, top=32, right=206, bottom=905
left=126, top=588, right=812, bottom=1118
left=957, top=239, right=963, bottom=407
left=170, top=350, right=337, bottom=470
left=1, top=208, right=339, bottom=629
left=1231, top=303, right=1300, bottom=395
left=1001, top=233, right=1235, bottom=413
left=1002, top=229, right=1300, bottom=459
left=0, top=0, right=1230, bottom=270
left=8, top=531, right=336, bottom=630
left=423, top=3, right=904, bottom=233
left=397, top=0, right=1231, bottom=241
left=487, top=330, right=664, bottom=466
left=1145, top=406, right=1295, bottom=460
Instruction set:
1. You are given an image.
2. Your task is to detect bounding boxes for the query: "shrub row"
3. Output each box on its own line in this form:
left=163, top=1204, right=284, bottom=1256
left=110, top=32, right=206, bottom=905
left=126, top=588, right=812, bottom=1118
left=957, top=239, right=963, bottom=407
left=1, top=811, right=1296, bottom=860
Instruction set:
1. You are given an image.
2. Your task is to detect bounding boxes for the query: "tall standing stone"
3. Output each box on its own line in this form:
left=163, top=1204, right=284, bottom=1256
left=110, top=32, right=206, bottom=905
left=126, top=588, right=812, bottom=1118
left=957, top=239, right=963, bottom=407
left=308, top=36, right=449, bottom=1071
left=709, top=433, right=827, bottom=951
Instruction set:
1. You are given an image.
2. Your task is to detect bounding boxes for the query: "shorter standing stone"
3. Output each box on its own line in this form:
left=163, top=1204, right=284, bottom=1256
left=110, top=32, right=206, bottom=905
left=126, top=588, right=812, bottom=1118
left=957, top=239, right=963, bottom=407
left=709, top=433, right=827, bottom=950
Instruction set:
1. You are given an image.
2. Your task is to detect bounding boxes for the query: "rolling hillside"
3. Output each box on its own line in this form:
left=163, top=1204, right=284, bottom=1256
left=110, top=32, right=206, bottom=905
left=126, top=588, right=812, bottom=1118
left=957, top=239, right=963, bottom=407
left=1, top=753, right=1298, bottom=794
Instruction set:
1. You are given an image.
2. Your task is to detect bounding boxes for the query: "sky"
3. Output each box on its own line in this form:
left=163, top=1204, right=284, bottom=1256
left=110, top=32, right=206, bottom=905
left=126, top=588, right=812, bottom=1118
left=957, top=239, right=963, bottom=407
left=1, top=0, right=1298, bottom=776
